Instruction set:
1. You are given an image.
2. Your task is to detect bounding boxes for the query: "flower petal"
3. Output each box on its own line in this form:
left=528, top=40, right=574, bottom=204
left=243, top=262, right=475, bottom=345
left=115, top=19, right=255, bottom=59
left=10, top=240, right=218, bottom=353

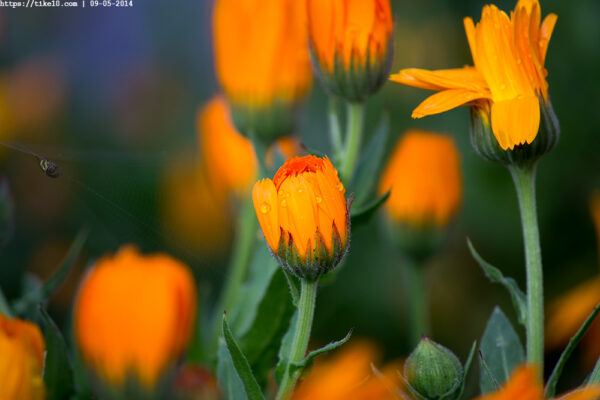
left=490, top=96, right=540, bottom=150
left=412, top=88, right=490, bottom=119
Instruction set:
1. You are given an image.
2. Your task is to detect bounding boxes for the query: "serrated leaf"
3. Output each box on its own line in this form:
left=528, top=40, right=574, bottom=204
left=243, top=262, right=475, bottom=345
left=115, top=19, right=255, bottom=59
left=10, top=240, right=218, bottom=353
left=350, top=190, right=390, bottom=228
left=217, top=339, right=249, bottom=400
left=222, top=315, right=265, bottom=400
left=350, top=112, right=389, bottom=208
left=479, top=307, right=525, bottom=394
left=13, top=229, right=87, bottom=316
left=468, top=238, right=527, bottom=326
left=38, top=306, right=74, bottom=400
left=275, top=311, right=298, bottom=385
left=289, top=328, right=353, bottom=376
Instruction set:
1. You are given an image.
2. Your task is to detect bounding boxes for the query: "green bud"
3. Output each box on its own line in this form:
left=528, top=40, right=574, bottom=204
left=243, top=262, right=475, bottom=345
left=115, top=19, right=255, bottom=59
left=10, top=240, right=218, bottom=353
left=404, top=337, right=463, bottom=400
left=230, top=100, right=296, bottom=146
left=469, top=98, right=559, bottom=166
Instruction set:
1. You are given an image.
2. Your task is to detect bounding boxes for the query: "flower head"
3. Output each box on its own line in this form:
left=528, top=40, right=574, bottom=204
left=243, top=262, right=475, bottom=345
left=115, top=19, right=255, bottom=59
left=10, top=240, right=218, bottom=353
left=379, top=130, right=462, bottom=228
left=74, top=246, right=197, bottom=390
left=213, top=0, right=312, bottom=142
left=253, top=155, right=349, bottom=280
left=476, top=364, right=600, bottom=400
left=292, top=341, right=402, bottom=400
left=0, top=315, right=46, bottom=400
left=308, top=0, right=393, bottom=102
left=390, top=0, right=558, bottom=152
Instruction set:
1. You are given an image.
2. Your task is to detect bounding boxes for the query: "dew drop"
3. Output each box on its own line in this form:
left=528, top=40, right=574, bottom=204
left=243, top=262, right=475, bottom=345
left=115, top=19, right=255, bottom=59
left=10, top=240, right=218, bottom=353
left=260, top=202, right=271, bottom=214
left=337, top=183, right=345, bottom=192
left=298, top=188, right=303, bottom=194
left=500, top=84, right=506, bottom=90
left=315, top=196, right=322, bottom=204
left=281, top=199, right=287, bottom=208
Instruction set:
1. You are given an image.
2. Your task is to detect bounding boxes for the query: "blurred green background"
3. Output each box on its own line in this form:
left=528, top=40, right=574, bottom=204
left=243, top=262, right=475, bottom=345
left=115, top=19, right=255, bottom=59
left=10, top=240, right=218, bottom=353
left=0, top=0, right=598, bottom=394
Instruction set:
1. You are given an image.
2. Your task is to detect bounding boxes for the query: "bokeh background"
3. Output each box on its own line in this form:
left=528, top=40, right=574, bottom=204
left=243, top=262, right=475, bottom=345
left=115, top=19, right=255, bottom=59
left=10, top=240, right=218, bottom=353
left=0, top=0, right=598, bottom=395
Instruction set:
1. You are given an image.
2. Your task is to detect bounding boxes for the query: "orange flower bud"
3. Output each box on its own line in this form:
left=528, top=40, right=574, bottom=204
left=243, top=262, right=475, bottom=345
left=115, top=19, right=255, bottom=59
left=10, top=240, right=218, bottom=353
left=307, top=0, right=393, bottom=102
left=253, top=155, right=350, bottom=280
left=380, top=130, right=461, bottom=227
left=213, top=0, right=312, bottom=142
left=0, top=315, right=46, bottom=400
left=198, top=96, right=258, bottom=196
left=74, top=246, right=197, bottom=391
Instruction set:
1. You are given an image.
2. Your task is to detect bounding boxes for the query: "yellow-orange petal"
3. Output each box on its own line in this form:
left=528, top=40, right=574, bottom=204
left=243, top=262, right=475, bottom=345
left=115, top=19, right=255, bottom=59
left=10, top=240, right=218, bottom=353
left=412, top=89, right=490, bottom=119
left=390, top=67, right=488, bottom=92
left=490, top=96, right=540, bottom=150
left=557, top=386, right=600, bottom=400
left=252, top=179, right=281, bottom=252
left=539, top=13, right=558, bottom=64
left=475, top=364, right=542, bottom=400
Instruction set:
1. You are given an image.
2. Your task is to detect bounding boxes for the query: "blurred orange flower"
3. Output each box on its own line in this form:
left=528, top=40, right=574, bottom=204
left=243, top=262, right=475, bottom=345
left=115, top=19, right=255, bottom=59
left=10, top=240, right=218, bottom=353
left=307, top=0, right=393, bottom=101
left=74, top=246, right=197, bottom=389
left=476, top=364, right=600, bottom=400
left=390, top=0, right=557, bottom=150
left=292, top=341, right=402, bottom=400
left=379, top=130, right=462, bottom=227
left=0, top=315, right=46, bottom=400
left=213, top=0, right=312, bottom=109
left=253, top=155, right=349, bottom=279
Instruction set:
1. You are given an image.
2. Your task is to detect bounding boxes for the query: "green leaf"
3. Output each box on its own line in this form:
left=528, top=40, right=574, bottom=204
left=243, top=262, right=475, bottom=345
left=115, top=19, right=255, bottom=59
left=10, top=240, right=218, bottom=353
left=217, top=339, right=249, bottom=400
left=479, top=307, right=525, bottom=394
left=350, top=112, right=389, bottom=208
left=38, top=306, right=75, bottom=400
left=453, top=341, right=477, bottom=400
left=468, top=238, right=527, bottom=326
left=289, top=328, right=354, bottom=376
left=222, top=315, right=265, bottom=400
left=275, top=311, right=298, bottom=385
left=545, top=303, right=600, bottom=398
left=0, top=178, right=14, bottom=247
left=350, top=190, right=390, bottom=228
left=13, top=229, right=88, bottom=316
left=0, top=286, right=12, bottom=317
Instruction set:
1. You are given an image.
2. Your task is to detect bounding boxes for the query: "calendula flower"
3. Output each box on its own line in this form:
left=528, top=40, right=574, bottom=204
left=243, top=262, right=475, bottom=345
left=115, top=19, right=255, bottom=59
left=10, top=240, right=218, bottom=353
left=307, top=0, right=393, bottom=102
left=476, top=364, right=600, bottom=400
left=253, top=155, right=349, bottom=280
left=74, top=246, right=197, bottom=391
left=390, top=0, right=558, bottom=160
left=292, top=341, right=402, bottom=400
left=213, top=0, right=312, bottom=142
left=199, top=96, right=258, bottom=196
left=0, top=315, right=46, bottom=400
left=379, top=130, right=462, bottom=228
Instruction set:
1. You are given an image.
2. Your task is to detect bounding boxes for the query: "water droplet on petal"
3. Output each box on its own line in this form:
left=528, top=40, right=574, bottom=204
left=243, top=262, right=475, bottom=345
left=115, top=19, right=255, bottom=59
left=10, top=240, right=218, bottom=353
left=315, top=196, right=322, bottom=204
left=281, top=199, right=287, bottom=207
left=260, top=202, right=271, bottom=214
left=500, top=83, right=506, bottom=90
left=337, top=183, right=345, bottom=192
left=298, top=188, right=303, bottom=194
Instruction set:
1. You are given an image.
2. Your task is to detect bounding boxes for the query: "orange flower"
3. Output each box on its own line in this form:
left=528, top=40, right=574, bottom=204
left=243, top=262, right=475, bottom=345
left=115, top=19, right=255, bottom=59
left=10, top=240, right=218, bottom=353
left=213, top=0, right=312, bottom=140
left=390, top=0, right=557, bottom=151
left=74, top=246, right=197, bottom=389
left=0, top=315, right=46, bottom=400
left=307, top=0, right=393, bottom=101
left=253, top=155, right=349, bottom=280
left=379, top=130, right=462, bottom=227
left=292, top=341, right=402, bottom=400
left=476, top=364, right=600, bottom=400
left=198, top=96, right=258, bottom=196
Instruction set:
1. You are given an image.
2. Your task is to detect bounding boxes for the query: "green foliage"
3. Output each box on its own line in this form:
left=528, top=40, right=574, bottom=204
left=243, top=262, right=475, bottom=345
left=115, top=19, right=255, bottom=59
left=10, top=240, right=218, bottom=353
left=12, top=229, right=88, bottom=317
left=288, top=328, right=353, bottom=376
left=221, top=315, right=265, bottom=400
left=350, top=190, right=390, bottom=228
left=467, top=238, right=527, bottom=326
left=479, top=307, right=525, bottom=394
left=274, top=311, right=298, bottom=385
left=545, top=303, right=600, bottom=398
left=454, top=341, right=477, bottom=400
left=38, top=306, right=75, bottom=400
left=0, top=178, right=14, bottom=248
left=217, top=339, right=250, bottom=400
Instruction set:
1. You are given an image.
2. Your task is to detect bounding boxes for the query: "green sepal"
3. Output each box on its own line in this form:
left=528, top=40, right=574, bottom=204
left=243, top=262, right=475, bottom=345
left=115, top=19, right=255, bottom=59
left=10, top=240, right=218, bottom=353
left=479, top=307, right=525, bottom=394
left=12, top=229, right=88, bottom=317
left=350, top=111, right=389, bottom=208
left=288, top=328, right=353, bottom=376
left=230, top=99, right=297, bottom=146
left=545, top=303, right=600, bottom=398
left=453, top=341, right=477, bottom=400
left=37, top=306, right=75, bottom=400
left=467, top=238, right=527, bottom=326
left=351, top=190, right=390, bottom=228
left=221, top=315, right=265, bottom=400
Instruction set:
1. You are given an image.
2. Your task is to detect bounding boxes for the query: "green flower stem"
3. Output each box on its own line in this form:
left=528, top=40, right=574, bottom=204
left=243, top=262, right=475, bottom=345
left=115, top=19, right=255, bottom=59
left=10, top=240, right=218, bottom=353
left=328, top=98, right=343, bottom=163
left=404, top=258, right=429, bottom=346
left=276, top=278, right=318, bottom=400
left=589, top=357, right=600, bottom=384
left=340, top=102, right=365, bottom=183
left=509, top=162, right=544, bottom=377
